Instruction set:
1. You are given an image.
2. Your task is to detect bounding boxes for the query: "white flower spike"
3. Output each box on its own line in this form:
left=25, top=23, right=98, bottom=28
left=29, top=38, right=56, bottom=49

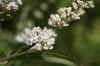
left=48, top=0, right=95, bottom=28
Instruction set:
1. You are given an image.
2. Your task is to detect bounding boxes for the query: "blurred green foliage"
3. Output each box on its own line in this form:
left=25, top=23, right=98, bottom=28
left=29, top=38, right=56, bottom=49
left=0, top=0, right=100, bottom=66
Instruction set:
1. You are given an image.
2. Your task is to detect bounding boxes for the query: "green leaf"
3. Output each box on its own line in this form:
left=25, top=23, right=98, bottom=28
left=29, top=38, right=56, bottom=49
left=42, top=52, right=77, bottom=66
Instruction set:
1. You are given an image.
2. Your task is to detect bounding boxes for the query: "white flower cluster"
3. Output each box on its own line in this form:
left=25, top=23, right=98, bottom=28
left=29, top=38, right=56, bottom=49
left=48, top=0, right=95, bottom=27
left=16, top=27, right=57, bottom=51
left=0, top=0, right=22, bottom=15
left=48, top=13, right=69, bottom=28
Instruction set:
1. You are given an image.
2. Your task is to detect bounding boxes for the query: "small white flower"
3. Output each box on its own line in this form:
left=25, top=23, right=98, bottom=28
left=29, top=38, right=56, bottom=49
left=87, top=1, right=95, bottom=8
left=16, top=27, right=57, bottom=51
left=16, top=28, right=33, bottom=45
left=48, top=14, right=69, bottom=27
left=48, top=0, right=95, bottom=28
left=77, top=8, right=85, bottom=16
left=72, top=2, right=79, bottom=10
left=57, top=8, right=67, bottom=15
left=47, top=38, right=55, bottom=45
left=0, top=0, right=22, bottom=17
left=76, top=0, right=95, bottom=8
left=17, top=0, right=23, bottom=5
left=71, top=12, right=80, bottom=20
left=8, top=2, right=18, bottom=8
left=16, top=35, right=25, bottom=42
left=66, top=7, right=72, bottom=16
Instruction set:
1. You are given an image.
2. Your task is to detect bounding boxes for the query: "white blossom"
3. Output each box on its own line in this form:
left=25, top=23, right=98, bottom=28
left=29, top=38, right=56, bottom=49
left=48, top=14, right=69, bottom=27
left=0, top=0, right=22, bottom=15
left=7, top=2, right=18, bottom=10
left=76, top=0, right=95, bottom=8
left=16, top=27, right=57, bottom=51
left=72, top=2, right=79, bottom=10
left=17, top=0, right=23, bottom=5
left=48, top=0, right=95, bottom=28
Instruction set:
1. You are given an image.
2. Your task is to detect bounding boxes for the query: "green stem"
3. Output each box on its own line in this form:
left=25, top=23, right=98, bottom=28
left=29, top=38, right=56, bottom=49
left=0, top=45, right=36, bottom=64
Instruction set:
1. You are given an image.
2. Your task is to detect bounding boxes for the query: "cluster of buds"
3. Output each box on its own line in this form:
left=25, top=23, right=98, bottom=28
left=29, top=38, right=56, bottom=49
left=0, top=0, right=22, bottom=17
left=48, top=0, right=95, bottom=27
left=16, top=27, right=57, bottom=51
